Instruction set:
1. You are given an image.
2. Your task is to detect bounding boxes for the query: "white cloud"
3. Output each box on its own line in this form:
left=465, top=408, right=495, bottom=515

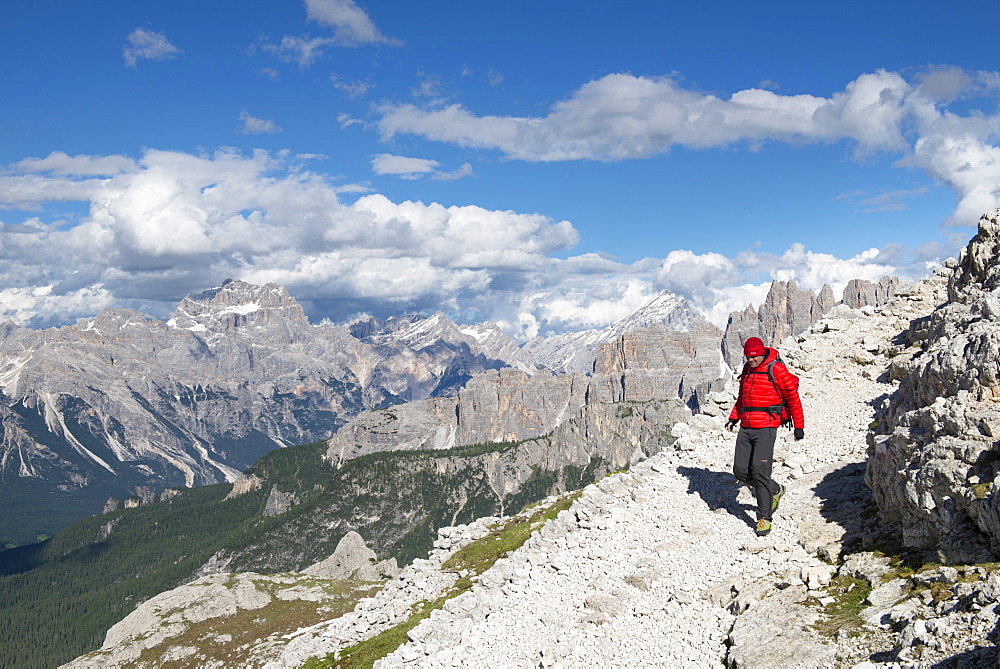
left=122, top=28, right=181, bottom=69
left=371, top=154, right=438, bottom=177
left=12, top=151, right=135, bottom=176
left=376, top=66, right=1000, bottom=229
left=304, top=0, right=401, bottom=46
left=375, top=74, right=786, bottom=160
left=432, top=162, right=474, bottom=181
left=377, top=70, right=920, bottom=161
left=237, top=110, right=282, bottom=135
left=371, top=154, right=474, bottom=181
left=262, top=0, right=400, bottom=69
left=264, top=35, right=336, bottom=68
left=0, top=149, right=575, bottom=329
left=331, top=73, right=374, bottom=98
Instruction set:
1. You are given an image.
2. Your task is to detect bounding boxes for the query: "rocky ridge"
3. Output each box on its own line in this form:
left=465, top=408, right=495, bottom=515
left=721, top=277, right=898, bottom=369
left=867, top=208, right=1000, bottom=563
left=65, top=249, right=1000, bottom=668
left=325, top=322, right=726, bottom=464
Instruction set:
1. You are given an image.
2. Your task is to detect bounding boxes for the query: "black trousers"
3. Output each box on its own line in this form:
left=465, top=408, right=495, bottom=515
left=733, top=427, right=780, bottom=521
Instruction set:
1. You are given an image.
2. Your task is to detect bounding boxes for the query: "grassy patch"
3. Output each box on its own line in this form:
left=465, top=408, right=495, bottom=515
left=971, top=482, right=991, bottom=499
left=305, top=491, right=582, bottom=669
left=809, top=575, right=872, bottom=638
left=125, top=577, right=381, bottom=667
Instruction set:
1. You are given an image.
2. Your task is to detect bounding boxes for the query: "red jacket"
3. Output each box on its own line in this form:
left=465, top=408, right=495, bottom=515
left=729, top=347, right=804, bottom=429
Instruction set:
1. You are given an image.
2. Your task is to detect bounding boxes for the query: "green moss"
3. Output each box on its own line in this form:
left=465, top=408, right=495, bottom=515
left=971, top=482, right=991, bottom=499
left=809, top=575, right=872, bottom=637
left=130, top=577, right=380, bottom=667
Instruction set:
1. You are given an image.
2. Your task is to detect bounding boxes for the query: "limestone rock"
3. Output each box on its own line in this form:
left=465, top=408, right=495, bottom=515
left=841, top=276, right=899, bottom=309
left=725, top=584, right=837, bottom=668
left=866, top=210, right=1000, bottom=560
left=302, top=531, right=398, bottom=581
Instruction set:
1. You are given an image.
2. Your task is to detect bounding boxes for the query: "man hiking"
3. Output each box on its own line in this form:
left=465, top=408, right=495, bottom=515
left=725, top=336, right=804, bottom=536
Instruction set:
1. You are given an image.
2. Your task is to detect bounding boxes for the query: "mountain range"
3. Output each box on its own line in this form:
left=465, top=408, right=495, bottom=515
left=0, top=281, right=722, bottom=547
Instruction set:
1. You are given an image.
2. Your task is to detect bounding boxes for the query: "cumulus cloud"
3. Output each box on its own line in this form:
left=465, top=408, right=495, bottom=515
left=0, top=139, right=948, bottom=335
left=237, top=110, right=282, bottom=135
left=0, top=149, right=573, bottom=329
left=376, top=70, right=915, bottom=160
left=123, top=28, right=181, bottom=68
left=376, top=66, right=1000, bottom=229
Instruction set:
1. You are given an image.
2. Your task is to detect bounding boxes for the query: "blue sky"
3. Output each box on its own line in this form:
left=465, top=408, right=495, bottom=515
left=2, top=1, right=999, bottom=338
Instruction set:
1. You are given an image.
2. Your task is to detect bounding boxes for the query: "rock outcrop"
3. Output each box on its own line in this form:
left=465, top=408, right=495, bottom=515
left=842, top=276, right=899, bottom=309
left=66, top=532, right=395, bottom=669
left=326, top=323, right=726, bottom=464
left=867, top=209, right=1000, bottom=562
left=301, top=531, right=399, bottom=581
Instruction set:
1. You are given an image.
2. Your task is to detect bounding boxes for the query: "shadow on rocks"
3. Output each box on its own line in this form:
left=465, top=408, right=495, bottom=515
left=809, top=461, right=880, bottom=558
left=677, top=466, right=758, bottom=530
left=931, top=641, right=1000, bottom=668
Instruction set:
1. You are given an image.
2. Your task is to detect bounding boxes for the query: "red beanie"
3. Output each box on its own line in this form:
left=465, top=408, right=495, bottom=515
left=743, top=337, right=766, bottom=357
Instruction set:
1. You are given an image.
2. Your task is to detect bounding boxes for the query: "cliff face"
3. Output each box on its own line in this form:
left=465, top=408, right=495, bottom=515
left=721, top=280, right=831, bottom=368
left=866, top=209, right=1000, bottom=562
left=326, top=322, right=726, bottom=465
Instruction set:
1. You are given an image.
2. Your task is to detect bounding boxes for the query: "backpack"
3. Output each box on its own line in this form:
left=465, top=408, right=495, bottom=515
left=740, top=356, right=799, bottom=423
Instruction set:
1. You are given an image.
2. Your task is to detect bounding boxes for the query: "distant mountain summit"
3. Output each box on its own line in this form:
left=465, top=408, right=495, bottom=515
left=167, top=279, right=309, bottom=336
left=523, top=290, right=717, bottom=374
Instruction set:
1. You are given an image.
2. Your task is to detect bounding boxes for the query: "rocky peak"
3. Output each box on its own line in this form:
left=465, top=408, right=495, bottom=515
left=721, top=279, right=829, bottom=368
left=167, top=279, right=308, bottom=336
left=841, top=277, right=899, bottom=309
left=721, top=277, right=900, bottom=369
left=948, top=208, right=1000, bottom=302
left=524, top=289, right=713, bottom=374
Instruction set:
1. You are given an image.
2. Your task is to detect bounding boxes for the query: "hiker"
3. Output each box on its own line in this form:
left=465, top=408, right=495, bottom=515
left=725, top=336, right=804, bottom=537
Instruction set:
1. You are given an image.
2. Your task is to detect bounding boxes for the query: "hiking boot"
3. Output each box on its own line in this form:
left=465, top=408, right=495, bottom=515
left=755, top=518, right=771, bottom=536
left=771, top=484, right=786, bottom=514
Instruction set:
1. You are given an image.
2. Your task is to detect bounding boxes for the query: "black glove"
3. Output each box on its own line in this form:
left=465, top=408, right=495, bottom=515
left=794, top=428, right=804, bottom=441
left=726, top=418, right=738, bottom=431
left=781, top=418, right=792, bottom=429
